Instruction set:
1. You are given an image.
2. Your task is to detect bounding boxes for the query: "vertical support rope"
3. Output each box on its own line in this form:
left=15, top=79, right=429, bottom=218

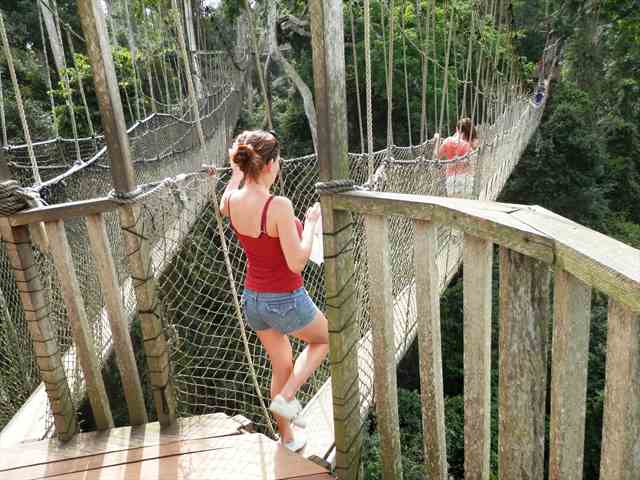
left=438, top=6, right=454, bottom=134
left=66, top=29, right=96, bottom=147
left=386, top=0, right=395, bottom=153
left=0, top=70, right=6, bottom=147
left=124, top=0, right=142, bottom=121
left=0, top=13, right=41, bottom=185
left=364, top=0, right=374, bottom=177
left=417, top=0, right=428, bottom=144
left=461, top=8, right=475, bottom=118
left=52, top=4, right=82, bottom=162
left=401, top=0, right=412, bottom=146
left=244, top=0, right=272, bottom=129
left=431, top=2, right=438, bottom=134
left=349, top=3, right=365, bottom=154
left=207, top=174, right=277, bottom=438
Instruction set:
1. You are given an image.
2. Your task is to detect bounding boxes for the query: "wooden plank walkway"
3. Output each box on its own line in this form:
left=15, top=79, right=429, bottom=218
left=0, top=413, right=332, bottom=480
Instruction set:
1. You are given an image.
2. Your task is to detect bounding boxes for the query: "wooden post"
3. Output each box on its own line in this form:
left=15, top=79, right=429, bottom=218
left=498, top=247, right=550, bottom=480
left=600, top=300, right=640, bottom=480
left=183, top=0, right=203, bottom=99
left=463, top=234, right=492, bottom=480
left=0, top=220, right=78, bottom=441
left=310, top=2, right=362, bottom=479
left=38, top=0, right=66, bottom=77
left=366, top=215, right=403, bottom=480
left=46, top=219, right=114, bottom=430
left=77, top=0, right=177, bottom=426
left=172, top=0, right=206, bottom=150
left=415, top=220, right=447, bottom=480
left=86, top=213, right=148, bottom=425
left=548, top=269, right=591, bottom=480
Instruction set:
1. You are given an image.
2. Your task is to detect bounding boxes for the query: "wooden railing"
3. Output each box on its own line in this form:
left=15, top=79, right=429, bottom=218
left=320, top=189, right=639, bottom=480
left=0, top=180, right=205, bottom=442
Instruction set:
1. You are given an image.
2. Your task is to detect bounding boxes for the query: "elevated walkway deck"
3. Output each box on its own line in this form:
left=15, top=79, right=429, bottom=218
left=0, top=414, right=331, bottom=480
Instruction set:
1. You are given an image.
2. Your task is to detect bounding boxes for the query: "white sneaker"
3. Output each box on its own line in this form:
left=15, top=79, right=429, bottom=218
left=269, top=394, right=307, bottom=428
left=283, top=430, right=307, bottom=453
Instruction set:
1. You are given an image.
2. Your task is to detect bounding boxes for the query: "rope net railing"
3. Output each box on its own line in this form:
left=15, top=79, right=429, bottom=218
left=162, top=90, right=544, bottom=433
left=0, top=79, right=542, bottom=435
left=0, top=49, right=248, bottom=433
left=0, top=0, right=552, bottom=442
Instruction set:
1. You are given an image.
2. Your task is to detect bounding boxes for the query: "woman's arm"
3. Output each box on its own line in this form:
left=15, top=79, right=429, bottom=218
left=273, top=198, right=321, bottom=274
left=218, top=163, right=244, bottom=217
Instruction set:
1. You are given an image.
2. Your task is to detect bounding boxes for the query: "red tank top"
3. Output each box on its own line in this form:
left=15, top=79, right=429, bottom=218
left=229, top=194, right=303, bottom=292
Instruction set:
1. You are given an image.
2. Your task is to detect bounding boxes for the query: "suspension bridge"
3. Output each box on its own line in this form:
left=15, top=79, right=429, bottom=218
left=0, top=1, right=638, bottom=480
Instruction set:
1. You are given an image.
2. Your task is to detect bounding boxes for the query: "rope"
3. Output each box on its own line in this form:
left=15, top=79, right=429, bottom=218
left=315, top=179, right=356, bottom=194
left=461, top=8, right=475, bottom=118
left=66, top=29, right=96, bottom=146
left=438, top=6, right=454, bottom=134
left=401, top=0, right=412, bottom=146
left=418, top=0, right=428, bottom=144
left=0, top=13, right=41, bottom=185
left=0, top=180, right=47, bottom=216
left=0, top=70, right=6, bottom=147
left=123, top=0, right=142, bottom=121
left=208, top=172, right=277, bottom=437
left=349, top=3, right=365, bottom=154
left=244, top=0, right=272, bottom=129
left=386, top=0, right=395, bottom=153
left=364, top=0, right=374, bottom=178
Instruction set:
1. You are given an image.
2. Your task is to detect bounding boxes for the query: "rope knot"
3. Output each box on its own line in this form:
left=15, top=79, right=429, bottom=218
left=108, top=187, right=144, bottom=204
left=0, top=180, right=47, bottom=216
left=315, top=179, right=355, bottom=194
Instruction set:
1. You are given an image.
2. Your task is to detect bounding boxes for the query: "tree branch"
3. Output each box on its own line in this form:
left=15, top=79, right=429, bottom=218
left=268, top=1, right=318, bottom=153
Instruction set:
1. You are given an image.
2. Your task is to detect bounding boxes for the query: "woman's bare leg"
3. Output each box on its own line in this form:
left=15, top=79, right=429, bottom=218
left=279, top=310, right=329, bottom=400
left=256, top=328, right=294, bottom=442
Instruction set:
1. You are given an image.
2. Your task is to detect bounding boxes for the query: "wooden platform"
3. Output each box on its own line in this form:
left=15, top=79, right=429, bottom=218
left=0, top=413, right=332, bottom=480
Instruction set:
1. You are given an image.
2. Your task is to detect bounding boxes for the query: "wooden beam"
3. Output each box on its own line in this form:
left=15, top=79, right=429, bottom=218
left=77, top=0, right=177, bottom=425
left=334, top=191, right=640, bottom=314
left=0, top=220, right=78, bottom=441
left=512, top=206, right=640, bottom=313
left=548, top=269, right=591, bottom=480
left=366, top=215, right=403, bottom=480
left=310, top=0, right=349, bottom=181
left=463, top=234, right=492, bottom=480
left=183, top=0, right=202, bottom=99
left=9, top=198, right=119, bottom=227
left=45, top=219, right=113, bottom=430
left=414, top=220, right=447, bottom=480
left=119, top=205, right=177, bottom=426
left=76, top=0, right=136, bottom=194
left=599, top=300, right=640, bottom=480
left=85, top=213, right=148, bottom=425
left=310, top=1, right=361, bottom=478
left=333, top=191, right=554, bottom=264
left=498, top=247, right=550, bottom=480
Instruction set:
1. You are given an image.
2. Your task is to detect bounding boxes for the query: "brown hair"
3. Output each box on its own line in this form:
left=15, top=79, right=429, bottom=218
left=229, top=130, right=280, bottom=180
left=457, top=117, right=478, bottom=142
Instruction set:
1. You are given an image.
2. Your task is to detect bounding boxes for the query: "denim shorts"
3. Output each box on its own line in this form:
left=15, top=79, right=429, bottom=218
left=241, top=287, right=319, bottom=334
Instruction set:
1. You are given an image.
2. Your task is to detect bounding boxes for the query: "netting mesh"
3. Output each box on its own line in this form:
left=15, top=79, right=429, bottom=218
left=137, top=93, right=544, bottom=434
left=0, top=15, right=546, bottom=440
left=0, top=50, right=247, bottom=434
left=0, top=77, right=543, bottom=437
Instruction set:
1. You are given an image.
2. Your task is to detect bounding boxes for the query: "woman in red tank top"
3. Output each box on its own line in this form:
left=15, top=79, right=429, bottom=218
left=215, top=130, right=328, bottom=452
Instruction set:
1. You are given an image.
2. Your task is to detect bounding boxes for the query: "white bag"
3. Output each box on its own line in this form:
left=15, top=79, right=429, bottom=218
left=309, top=218, right=324, bottom=265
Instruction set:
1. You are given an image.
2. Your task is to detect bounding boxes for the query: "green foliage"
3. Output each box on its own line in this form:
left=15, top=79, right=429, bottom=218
left=501, top=82, right=610, bottom=229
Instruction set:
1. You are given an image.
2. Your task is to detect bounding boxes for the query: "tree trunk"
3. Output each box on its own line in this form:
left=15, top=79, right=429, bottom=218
left=267, top=1, right=318, bottom=153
